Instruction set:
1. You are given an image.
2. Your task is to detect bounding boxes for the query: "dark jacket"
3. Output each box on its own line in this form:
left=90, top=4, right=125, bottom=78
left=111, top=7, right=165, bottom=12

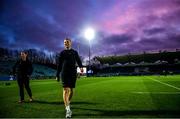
left=13, top=59, right=33, bottom=77
left=56, top=49, right=83, bottom=80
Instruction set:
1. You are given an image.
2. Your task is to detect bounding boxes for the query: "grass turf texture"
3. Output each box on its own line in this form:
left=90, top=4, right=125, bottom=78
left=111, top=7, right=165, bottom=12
left=0, top=75, right=180, bottom=118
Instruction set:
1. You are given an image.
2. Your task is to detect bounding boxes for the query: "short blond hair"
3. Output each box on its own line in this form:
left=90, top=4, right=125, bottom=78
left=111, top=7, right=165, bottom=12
left=64, top=37, right=71, bottom=42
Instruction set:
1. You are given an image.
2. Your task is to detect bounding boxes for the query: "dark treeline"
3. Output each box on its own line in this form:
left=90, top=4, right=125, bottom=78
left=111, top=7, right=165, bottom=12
left=0, top=47, right=57, bottom=69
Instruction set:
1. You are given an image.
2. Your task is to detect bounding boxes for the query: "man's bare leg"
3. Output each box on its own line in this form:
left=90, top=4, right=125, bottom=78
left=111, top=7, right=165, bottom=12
left=68, top=88, right=73, bottom=104
left=63, top=87, right=72, bottom=118
left=63, top=87, right=70, bottom=107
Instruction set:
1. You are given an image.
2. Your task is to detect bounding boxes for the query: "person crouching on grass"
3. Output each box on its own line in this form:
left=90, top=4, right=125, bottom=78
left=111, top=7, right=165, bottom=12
left=13, top=51, right=33, bottom=103
left=56, top=38, right=83, bottom=118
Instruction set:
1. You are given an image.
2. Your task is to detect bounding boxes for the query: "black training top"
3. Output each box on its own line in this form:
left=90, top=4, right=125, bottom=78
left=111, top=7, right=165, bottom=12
left=56, top=49, right=83, bottom=79
left=13, top=59, right=33, bottom=76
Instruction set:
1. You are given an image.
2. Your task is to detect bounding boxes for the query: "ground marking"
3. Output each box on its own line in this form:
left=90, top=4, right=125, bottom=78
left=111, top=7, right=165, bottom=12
left=132, top=92, right=180, bottom=94
left=147, top=77, right=180, bottom=91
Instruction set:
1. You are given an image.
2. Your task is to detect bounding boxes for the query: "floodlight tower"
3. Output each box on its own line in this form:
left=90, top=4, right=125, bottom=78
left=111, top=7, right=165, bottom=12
left=84, top=27, right=95, bottom=69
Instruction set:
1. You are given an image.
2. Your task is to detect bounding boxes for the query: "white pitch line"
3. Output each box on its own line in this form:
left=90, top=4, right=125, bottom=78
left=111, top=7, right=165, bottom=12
left=132, top=92, right=180, bottom=94
left=147, top=77, right=180, bottom=91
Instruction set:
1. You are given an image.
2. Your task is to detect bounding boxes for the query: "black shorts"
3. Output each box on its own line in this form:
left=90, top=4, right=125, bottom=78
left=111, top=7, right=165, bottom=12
left=61, top=73, right=77, bottom=88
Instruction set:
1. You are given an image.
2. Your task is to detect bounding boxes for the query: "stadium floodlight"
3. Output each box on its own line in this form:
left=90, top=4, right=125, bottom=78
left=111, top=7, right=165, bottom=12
left=84, top=27, right=95, bottom=41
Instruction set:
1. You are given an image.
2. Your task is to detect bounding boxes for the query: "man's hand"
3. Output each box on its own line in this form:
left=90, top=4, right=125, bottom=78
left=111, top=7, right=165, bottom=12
left=80, top=68, right=84, bottom=73
left=56, top=77, right=60, bottom=82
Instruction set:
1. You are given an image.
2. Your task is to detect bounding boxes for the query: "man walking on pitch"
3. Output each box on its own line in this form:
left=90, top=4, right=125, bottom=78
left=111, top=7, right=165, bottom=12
left=56, top=38, right=83, bottom=118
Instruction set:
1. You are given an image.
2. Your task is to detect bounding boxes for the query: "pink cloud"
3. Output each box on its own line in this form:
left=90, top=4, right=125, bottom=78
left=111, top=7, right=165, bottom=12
left=96, top=0, right=180, bottom=36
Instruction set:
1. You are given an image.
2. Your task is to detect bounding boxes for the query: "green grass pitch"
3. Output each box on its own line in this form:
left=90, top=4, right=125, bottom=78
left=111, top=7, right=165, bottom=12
left=0, top=75, right=180, bottom=118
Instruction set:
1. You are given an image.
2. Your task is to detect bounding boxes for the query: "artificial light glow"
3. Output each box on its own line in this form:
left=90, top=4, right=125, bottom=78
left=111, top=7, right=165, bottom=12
left=84, top=27, right=95, bottom=41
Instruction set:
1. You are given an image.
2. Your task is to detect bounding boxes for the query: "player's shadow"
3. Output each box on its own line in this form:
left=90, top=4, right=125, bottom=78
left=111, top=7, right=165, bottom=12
left=72, top=107, right=180, bottom=117
left=71, top=101, right=97, bottom=105
left=32, top=100, right=64, bottom=105
left=32, top=100, right=96, bottom=105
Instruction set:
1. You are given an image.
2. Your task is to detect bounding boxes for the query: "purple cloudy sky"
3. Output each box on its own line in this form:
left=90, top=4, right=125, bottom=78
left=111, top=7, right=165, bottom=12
left=1, top=0, right=180, bottom=57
